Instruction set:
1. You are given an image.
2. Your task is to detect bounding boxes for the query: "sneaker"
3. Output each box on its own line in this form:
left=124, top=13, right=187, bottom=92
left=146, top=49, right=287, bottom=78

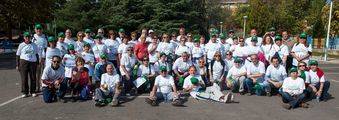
left=172, top=99, right=183, bottom=106
left=31, top=93, right=37, bottom=97
left=282, top=103, right=291, bottom=110
left=246, top=92, right=252, bottom=96
left=266, top=92, right=272, bottom=97
left=239, top=91, right=245, bottom=95
left=145, top=98, right=157, bottom=106
left=225, top=93, right=233, bottom=103
left=21, top=94, right=29, bottom=98
left=300, top=103, right=309, bottom=108
left=111, top=99, right=119, bottom=107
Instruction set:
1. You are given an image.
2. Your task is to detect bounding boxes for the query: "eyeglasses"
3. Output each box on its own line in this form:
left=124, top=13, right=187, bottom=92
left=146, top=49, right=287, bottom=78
left=215, top=55, right=221, bottom=57
left=226, top=54, right=232, bottom=55
left=199, top=61, right=204, bottom=63
left=52, top=61, right=60, bottom=63
left=160, top=70, right=167, bottom=73
left=298, top=65, right=306, bottom=67
left=143, top=59, right=149, bottom=61
left=127, top=49, right=133, bottom=51
left=163, top=36, right=168, bottom=38
left=239, top=41, right=244, bottom=42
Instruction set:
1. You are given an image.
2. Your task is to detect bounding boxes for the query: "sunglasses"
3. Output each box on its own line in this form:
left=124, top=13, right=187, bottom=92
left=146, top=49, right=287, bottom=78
left=52, top=61, right=60, bottom=63
left=215, top=55, right=221, bottom=57
left=226, top=54, right=232, bottom=55
left=298, top=65, right=306, bottom=67
left=239, top=41, right=244, bottom=42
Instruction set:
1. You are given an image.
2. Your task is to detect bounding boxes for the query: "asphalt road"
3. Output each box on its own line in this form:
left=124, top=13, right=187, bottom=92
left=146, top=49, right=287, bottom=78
left=0, top=53, right=338, bottom=120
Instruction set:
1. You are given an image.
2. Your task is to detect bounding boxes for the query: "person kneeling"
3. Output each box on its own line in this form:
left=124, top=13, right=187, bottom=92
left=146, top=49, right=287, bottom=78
left=41, top=56, right=67, bottom=103
left=145, top=66, right=183, bottom=106
left=306, top=60, right=331, bottom=102
left=94, top=64, right=122, bottom=107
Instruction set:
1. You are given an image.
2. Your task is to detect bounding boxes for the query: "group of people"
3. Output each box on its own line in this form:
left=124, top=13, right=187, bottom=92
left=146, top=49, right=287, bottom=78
left=16, top=24, right=331, bottom=109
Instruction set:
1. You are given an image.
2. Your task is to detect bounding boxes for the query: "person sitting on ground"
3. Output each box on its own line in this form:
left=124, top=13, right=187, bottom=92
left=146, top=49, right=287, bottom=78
left=306, top=60, right=331, bottom=102
left=145, top=66, right=183, bottom=106
left=264, top=56, right=287, bottom=96
left=279, top=67, right=308, bottom=109
left=94, top=64, right=122, bottom=107
left=226, top=58, right=246, bottom=94
left=209, top=51, right=227, bottom=89
left=70, top=57, right=91, bottom=102
left=196, top=58, right=208, bottom=85
left=297, top=61, right=310, bottom=82
left=244, top=54, right=267, bottom=96
left=183, top=66, right=205, bottom=93
left=172, top=52, right=193, bottom=88
left=120, top=47, right=137, bottom=95
left=41, top=56, right=67, bottom=103
left=135, top=57, right=156, bottom=93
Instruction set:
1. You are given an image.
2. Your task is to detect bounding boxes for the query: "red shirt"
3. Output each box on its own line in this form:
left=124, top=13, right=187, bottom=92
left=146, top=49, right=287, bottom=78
left=134, top=42, right=149, bottom=60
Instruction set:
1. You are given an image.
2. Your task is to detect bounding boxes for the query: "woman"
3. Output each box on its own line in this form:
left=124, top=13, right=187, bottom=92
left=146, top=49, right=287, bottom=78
left=279, top=67, right=308, bottom=109
left=154, top=53, right=170, bottom=75
left=272, top=35, right=289, bottom=66
left=44, top=36, right=62, bottom=67
left=157, top=33, right=175, bottom=64
left=135, top=57, right=156, bottom=93
left=118, top=36, right=131, bottom=60
left=104, top=30, right=120, bottom=70
left=148, top=36, right=158, bottom=64
left=16, top=32, right=39, bottom=97
left=129, top=31, right=138, bottom=45
left=75, top=31, right=86, bottom=54
left=62, top=44, right=77, bottom=85
left=81, top=43, right=95, bottom=84
left=306, top=60, right=330, bottom=102
left=120, top=47, right=138, bottom=95
left=297, top=61, right=309, bottom=82
left=196, top=58, right=208, bottom=85
left=191, top=35, right=205, bottom=65
left=261, top=34, right=274, bottom=63
left=230, top=37, right=247, bottom=60
left=291, top=32, right=312, bottom=67
left=92, top=35, right=107, bottom=62
left=226, top=58, right=246, bottom=94
left=224, top=51, right=234, bottom=71
left=175, top=36, right=191, bottom=57
left=56, top=32, right=68, bottom=56
left=70, top=57, right=91, bottom=102
left=209, top=51, right=227, bottom=89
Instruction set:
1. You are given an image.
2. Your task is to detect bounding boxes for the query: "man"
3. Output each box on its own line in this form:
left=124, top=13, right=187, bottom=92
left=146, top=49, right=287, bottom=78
left=117, top=28, right=125, bottom=44
left=64, top=29, right=76, bottom=47
left=265, top=56, right=287, bottom=96
left=94, top=54, right=112, bottom=86
left=226, top=30, right=235, bottom=45
left=41, top=56, right=67, bottom=103
left=83, top=29, right=94, bottom=46
left=268, top=27, right=276, bottom=41
left=95, top=64, right=122, bottom=107
left=205, top=33, right=223, bottom=63
left=56, top=32, right=68, bottom=56
left=97, top=28, right=106, bottom=40
left=145, top=66, right=183, bottom=106
left=134, top=36, right=149, bottom=61
left=31, top=24, right=47, bottom=92
left=219, top=32, right=231, bottom=59
left=172, top=52, right=193, bottom=87
left=244, top=54, right=266, bottom=96
left=17, top=32, right=39, bottom=97
left=245, top=29, right=263, bottom=46
left=272, top=35, right=289, bottom=66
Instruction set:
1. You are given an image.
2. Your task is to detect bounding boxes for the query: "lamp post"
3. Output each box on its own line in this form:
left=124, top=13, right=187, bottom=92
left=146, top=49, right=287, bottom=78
left=220, top=22, right=223, bottom=33
left=324, top=1, right=333, bottom=61
left=243, top=16, right=248, bottom=38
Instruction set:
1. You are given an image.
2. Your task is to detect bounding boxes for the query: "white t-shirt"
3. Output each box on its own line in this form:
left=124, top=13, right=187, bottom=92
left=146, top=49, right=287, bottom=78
left=83, top=38, right=94, bottom=46
left=191, top=46, right=205, bottom=58
left=272, top=44, right=289, bottom=60
left=185, top=42, right=194, bottom=50
left=230, top=45, right=248, bottom=57
left=291, top=43, right=312, bottom=66
left=306, top=70, right=326, bottom=85
left=64, top=38, right=76, bottom=46
left=172, top=57, right=193, bottom=73
left=16, top=42, right=39, bottom=62
left=226, top=65, right=246, bottom=79
left=41, top=66, right=65, bottom=87
left=282, top=77, right=305, bottom=96
left=62, top=54, right=76, bottom=78
left=154, top=60, right=170, bottom=73
left=225, top=58, right=234, bottom=70
left=44, top=47, right=62, bottom=67
left=209, top=60, right=227, bottom=80
left=170, top=40, right=179, bottom=50
left=75, top=41, right=85, bottom=54
left=261, top=44, right=274, bottom=61
left=92, top=44, right=107, bottom=59
left=148, top=43, right=158, bottom=63
left=205, top=42, right=222, bottom=61
left=226, top=38, right=234, bottom=45
left=183, top=75, right=204, bottom=90
left=245, top=36, right=263, bottom=46
left=175, top=45, right=191, bottom=56
left=265, top=65, right=287, bottom=83
left=56, top=41, right=68, bottom=55
left=117, top=43, right=131, bottom=55
left=101, top=73, right=120, bottom=92
left=81, top=52, right=95, bottom=76
left=104, top=39, right=120, bottom=60
left=119, top=54, right=137, bottom=76
left=246, top=45, right=262, bottom=55
left=245, top=61, right=265, bottom=77
left=157, top=42, right=175, bottom=55
left=154, top=75, right=175, bottom=94
left=32, top=34, right=47, bottom=58
left=137, top=64, right=155, bottom=77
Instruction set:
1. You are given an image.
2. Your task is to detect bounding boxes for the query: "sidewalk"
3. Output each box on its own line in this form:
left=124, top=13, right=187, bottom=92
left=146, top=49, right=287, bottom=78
left=313, top=56, right=339, bottom=64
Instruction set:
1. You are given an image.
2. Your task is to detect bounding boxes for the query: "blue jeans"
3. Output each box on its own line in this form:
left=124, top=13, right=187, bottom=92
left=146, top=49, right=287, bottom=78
left=307, top=81, right=330, bottom=100
left=279, top=89, right=306, bottom=108
left=244, top=77, right=268, bottom=95
left=42, top=79, right=68, bottom=103
left=156, top=92, right=175, bottom=103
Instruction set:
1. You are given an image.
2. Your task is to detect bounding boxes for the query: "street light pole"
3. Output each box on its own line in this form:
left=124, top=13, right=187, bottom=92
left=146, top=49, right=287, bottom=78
left=324, top=1, right=333, bottom=61
left=220, top=22, right=223, bottom=33
left=243, top=16, right=248, bottom=38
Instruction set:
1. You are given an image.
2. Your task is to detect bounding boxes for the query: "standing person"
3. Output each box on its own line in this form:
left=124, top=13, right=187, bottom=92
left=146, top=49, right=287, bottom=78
left=41, top=56, right=67, bottom=103
left=62, top=44, right=77, bottom=85
left=175, top=36, right=191, bottom=57
left=219, top=32, right=231, bottom=59
left=81, top=43, right=95, bottom=87
left=185, top=33, right=194, bottom=49
left=245, top=29, right=263, bottom=46
left=172, top=52, right=193, bottom=88
left=244, top=54, right=267, bottom=96
left=230, top=37, right=247, bottom=60
left=226, top=30, right=235, bottom=45
left=104, top=30, right=120, bottom=72
left=94, top=64, right=122, bottom=107
left=120, top=47, right=137, bottom=95
left=135, top=36, right=149, bottom=62
left=56, top=32, right=68, bottom=56
left=264, top=57, right=287, bottom=96
left=70, top=57, right=91, bottom=102
left=226, top=58, right=246, bottom=94
left=117, top=36, right=131, bottom=60
left=32, top=24, right=47, bottom=92
left=129, top=31, right=138, bottom=45
left=170, top=32, right=179, bottom=49
left=97, top=28, right=106, bottom=40
left=282, top=31, right=294, bottom=52
left=209, top=51, right=227, bottom=89
left=145, top=66, right=183, bottom=106
left=43, top=36, right=62, bottom=67
left=272, top=35, right=289, bottom=66
left=157, top=33, right=175, bottom=64
left=261, top=34, right=274, bottom=63
left=205, top=33, right=223, bottom=63
left=92, top=35, right=107, bottom=62
left=246, top=37, right=264, bottom=61
left=191, top=35, right=205, bottom=65
left=83, top=29, right=94, bottom=46
left=154, top=53, right=170, bottom=75
left=291, top=32, right=312, bottom=67
left=280, top=68, right=308, bottom=109
left=117, top=28, right=125, bottom=44
left=94, top=54, right=112, bottom=88
left=176, top=27, right=186, bottom=41
left=147, top=36, right=158, bottom=64
left=64, top=29, right=76, bottom=47
left=16, top=32, right=39, bottom=97
left=306, top=60, right=331, bottom=102
left=75, top=31, right=86, bottom=54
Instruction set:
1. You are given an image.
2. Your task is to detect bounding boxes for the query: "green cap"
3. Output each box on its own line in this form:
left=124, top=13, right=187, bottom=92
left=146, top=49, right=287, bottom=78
left=118, top=28, right=125, bottom=33
left=58, top=32, right=65, bottom=38
left=269, top=27, right=276, bottom=32
left=84, top=42, right=91, bottom=47
left=299, top=32, right=307, bottom=39
left=275, top=35, right=282, bottom=41
left=190, top=77, right=199, bottom=85
left=68, top=44, right=75, bottom=50
left=228, top=29, right=234, bottom=33
left=193, top=35, right=200, bottom=42
left=234, top=58, right=242, bottom=63
left=23, top=32, right=30, bottom=37
left=251, top=36, right=258, bottom=42
left=289, top=67, right=298, bottom=74
left=210, top=32, right=217, bottom=37
left=159, top=65, right=167, bottom=71
left=47, top=36, right=56, bottom=42
left=160, top=52, right=166, bottom=57
left=85, top=29, right=91, bottom=33
left=308, top=60, right=318, bottom=66
left=94, top=35, right=102, bottom=39
left=219, top=32, right=227, bottom=39
left=100, top=54, right=107, bottom=59
left=35, top=24, right=42, bottom=29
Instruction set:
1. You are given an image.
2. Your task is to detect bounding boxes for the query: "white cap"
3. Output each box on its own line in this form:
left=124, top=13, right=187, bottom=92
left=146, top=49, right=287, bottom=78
left=148, top=29, right=154, bottom=33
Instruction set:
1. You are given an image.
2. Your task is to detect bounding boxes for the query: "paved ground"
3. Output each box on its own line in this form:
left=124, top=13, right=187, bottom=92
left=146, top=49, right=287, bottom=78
left=0, top=53, right=338, bottom=120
